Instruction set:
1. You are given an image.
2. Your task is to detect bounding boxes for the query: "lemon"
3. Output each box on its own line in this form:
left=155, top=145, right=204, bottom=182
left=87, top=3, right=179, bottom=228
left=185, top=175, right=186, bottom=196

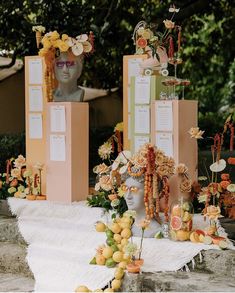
left=121, top=228, right=132, bottom=239
left=118, top=261, right=127, bottom=269
left=102, top=247, right=113, bottom=259
left=94, top=289, right=103, bottom=292
left=110, top=223, right=122, bottom=234
left=113, top=233, right=122, bottom=244
left=199, top=234, right=205, bottom=243
left=95, top=222, right=106, bottom=232
left=114, top=268, right=124, bottom=279
left=111, top=279, right=122, bottom=290
left=75, top=286, right=90, bottom=292
left=96, top=254, right=106, bottom=265
left=189, top=231, right=199, bottom=243
left=121, top=238, right=128, bottom=246
left=113, top=251, right=124, bottom=263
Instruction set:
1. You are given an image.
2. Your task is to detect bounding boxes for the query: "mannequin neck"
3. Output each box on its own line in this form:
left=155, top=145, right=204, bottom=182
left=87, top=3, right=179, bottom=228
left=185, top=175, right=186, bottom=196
left=58, top=82, right=77, bottom=97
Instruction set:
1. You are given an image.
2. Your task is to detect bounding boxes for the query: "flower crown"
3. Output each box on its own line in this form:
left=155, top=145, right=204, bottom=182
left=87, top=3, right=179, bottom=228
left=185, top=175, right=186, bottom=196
left=33, top=27, right=94, bottom=102
left=38, top=31, right=94, bottom=58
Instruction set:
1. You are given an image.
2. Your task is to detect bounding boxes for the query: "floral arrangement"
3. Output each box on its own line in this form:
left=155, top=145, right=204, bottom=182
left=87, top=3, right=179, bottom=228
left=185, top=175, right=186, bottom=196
left=189, top=114, right=235, bottom=220
left=34, top=27, right=94, bottom=102
left=133, top=4, right=182, bottom=76
left=88, top=140, right=191, bottom=223
left=0, top=155, right=44, bottom=200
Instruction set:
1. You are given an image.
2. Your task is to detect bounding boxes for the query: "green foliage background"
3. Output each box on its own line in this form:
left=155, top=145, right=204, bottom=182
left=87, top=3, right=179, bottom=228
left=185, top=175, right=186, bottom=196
left=0, top=0, right=234, bottom=136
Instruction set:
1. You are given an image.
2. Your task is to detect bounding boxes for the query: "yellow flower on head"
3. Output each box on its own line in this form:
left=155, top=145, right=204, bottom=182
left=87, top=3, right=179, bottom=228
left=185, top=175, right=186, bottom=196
left=50, top=30, right=60, bottom=41
left=58, top=41, right=70, bottom=52
left=188, top=127, right=204, bottom=139
left=62, top=34, right=69, bottom=41
left=41, top=37, right=51, bottom=49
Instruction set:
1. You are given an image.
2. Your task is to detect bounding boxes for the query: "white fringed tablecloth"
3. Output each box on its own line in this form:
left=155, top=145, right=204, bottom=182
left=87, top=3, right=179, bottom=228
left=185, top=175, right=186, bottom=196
left=8, top=198, right=233, bottom=292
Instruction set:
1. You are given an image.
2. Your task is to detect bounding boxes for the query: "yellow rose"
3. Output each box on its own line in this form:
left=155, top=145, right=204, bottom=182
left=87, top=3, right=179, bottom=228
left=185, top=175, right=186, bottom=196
left=38, top=48, right=48, bottom=57
left=114, top=122, right=123, bottom=132
left=50, top=30, right=60, bottom=41
left=62, top=34, right=69, bottom=41
left=42, top=38, right=51, bottom=49
left=205, top=205, right=222, bottom=220
left=58, top=41, right=69, bottom=52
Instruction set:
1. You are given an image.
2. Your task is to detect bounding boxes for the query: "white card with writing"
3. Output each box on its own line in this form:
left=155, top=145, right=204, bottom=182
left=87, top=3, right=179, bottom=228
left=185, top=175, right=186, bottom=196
left=135, top=76, right=151, bottom=104
left=134, top=136, right=150, bottom=153
left=155, top=132, right=173, bottom=157
left=28, top=59, right=43, bottom=85
left=50, top=105, right=66, bottom=133
left=155, top=101, right=173, bottom=131
left=128, top=58, right=142, bottom=84
left=135, top=105, right=150, bottom=134
left=29, top=86, right=43, bottom=112
left=29, top=113, right=43, bottom=139
left=50, top=134, right=66, bottom=161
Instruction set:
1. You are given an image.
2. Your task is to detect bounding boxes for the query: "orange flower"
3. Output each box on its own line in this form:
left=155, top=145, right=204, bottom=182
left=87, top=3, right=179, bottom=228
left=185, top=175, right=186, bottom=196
left=205, top=205, right=222, bottom=220
left=228, top=157, right=235, bottom=165
left=137, top=219, right=150, bottom=230
left=221, top=173, right=230, bottom=181
left=137, top=38, right=147, bottom=49
left=220, top=180, right=230, bottom=190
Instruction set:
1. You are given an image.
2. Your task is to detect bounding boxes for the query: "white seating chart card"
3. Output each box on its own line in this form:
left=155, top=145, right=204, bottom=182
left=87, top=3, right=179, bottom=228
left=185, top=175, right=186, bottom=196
left=135, top=76, right=151, bottom=104
left=50, top=105, right=66, bottom=133
left=28, top=58, right=43, bottom=85
left=155, top=132, right=173, bottom=157
left=134, top=136, right=150, bottom=153
left=29, top=113, right=43, bottom=139
left=50, top=134, right=66, bottom=162
left=155, top=101, right=173, bottom=131
left=154, top=100, right=174, bottom=157
left=134, top=105, right=150, bottom=134
left=29, top=86, right=43, bottom=112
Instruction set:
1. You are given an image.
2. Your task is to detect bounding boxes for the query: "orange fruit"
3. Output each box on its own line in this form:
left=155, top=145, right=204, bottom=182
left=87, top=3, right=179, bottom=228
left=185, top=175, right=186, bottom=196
left=113, top=233, right=122, bottom=244
left=110, top=223, right=121, bottom=234
left=111, top=279, right=122, bottom=290
left=170, top=216, right=182, bottom=231
left=176, top=230, right=190, bottom=241
left=95, top=222, right=106, bottom=232
left=121, top=228, right=132, bottom=239
left=75, top=286, right=90, bottom=292
left=190, top=231, right=200, bottom=243
left=96, top=254, right=106, bottom=265
left=102, top=247, right=113, bottom=259
left=171, top=205, right=182, bottom=217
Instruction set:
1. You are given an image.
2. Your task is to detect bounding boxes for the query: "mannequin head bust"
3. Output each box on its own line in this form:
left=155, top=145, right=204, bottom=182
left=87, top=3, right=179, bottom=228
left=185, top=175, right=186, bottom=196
left=123, top=176, right=163, bottom=237
left=123, top=177, right=144, bottom=214
left=54, top=51, right=84, bottom=102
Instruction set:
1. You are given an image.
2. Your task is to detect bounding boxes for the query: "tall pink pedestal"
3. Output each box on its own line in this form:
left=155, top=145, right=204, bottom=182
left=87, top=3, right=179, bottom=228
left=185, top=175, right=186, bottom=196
left=46, top=102, right=89, bottom=203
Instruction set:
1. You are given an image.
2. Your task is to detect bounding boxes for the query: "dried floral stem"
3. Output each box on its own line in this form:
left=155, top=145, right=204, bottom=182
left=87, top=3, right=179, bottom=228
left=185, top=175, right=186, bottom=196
left=138, top=228, right=144, bottom=260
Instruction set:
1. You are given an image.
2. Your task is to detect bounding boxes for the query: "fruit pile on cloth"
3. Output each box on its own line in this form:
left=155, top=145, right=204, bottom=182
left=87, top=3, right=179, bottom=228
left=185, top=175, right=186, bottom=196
left=8, top=198, right=233, bottom=292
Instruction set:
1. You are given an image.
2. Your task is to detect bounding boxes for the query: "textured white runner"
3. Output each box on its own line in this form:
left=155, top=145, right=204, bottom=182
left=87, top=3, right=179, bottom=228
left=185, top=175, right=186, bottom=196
left=8, top=198, right=232, bottom=292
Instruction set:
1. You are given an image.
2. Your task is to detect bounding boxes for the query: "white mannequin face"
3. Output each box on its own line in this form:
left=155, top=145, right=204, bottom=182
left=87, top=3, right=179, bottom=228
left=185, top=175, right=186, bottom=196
left=123, top=177, right=144, bottom=212
left=54, top=52, right=83, bottom=85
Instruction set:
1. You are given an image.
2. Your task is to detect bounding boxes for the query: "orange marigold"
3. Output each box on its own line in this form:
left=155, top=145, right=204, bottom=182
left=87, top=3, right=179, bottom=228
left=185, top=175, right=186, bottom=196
left=228, top=157, right=235, bottom=165
left=220, top=180, right=230, bottom=190
left=221, top=173, right=230, bottom=181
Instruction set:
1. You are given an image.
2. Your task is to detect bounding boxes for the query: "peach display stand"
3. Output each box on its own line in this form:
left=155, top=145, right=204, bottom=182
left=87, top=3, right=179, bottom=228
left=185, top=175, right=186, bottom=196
left=25, top=56, right=47, bottom=194
left=151, top=100, right=198, bottom=181
left=46, top=102, right=89, bottom=203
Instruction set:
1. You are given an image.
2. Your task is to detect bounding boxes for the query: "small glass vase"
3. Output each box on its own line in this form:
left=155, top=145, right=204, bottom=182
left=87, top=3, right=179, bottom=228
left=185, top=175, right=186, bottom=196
left=169, top=196, right=194, bottom=241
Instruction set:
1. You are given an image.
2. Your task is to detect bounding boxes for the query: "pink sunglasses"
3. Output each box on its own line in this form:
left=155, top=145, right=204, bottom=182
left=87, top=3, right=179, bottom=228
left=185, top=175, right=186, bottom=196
left=55, top=61, right=75, bottom=68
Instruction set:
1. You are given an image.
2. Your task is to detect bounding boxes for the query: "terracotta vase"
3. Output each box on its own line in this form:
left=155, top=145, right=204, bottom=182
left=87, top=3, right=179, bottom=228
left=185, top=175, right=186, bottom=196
left=134, top=258, right=144, bottom=266
left=126, top=262, right=141, bottom=274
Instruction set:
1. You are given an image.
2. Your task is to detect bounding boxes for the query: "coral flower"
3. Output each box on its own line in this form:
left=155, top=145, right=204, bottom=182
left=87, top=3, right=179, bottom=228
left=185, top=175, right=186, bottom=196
left=205, top=205, right=222, bottom=220
left=220, top=180, right=230, bottom=190
left=163, top=19, right=175, bottom=29
left=137, top=37, right=147, bottom=49
left=228, top=157, right=235, bottom=165
left=221, top=173, right=230, bottom=181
